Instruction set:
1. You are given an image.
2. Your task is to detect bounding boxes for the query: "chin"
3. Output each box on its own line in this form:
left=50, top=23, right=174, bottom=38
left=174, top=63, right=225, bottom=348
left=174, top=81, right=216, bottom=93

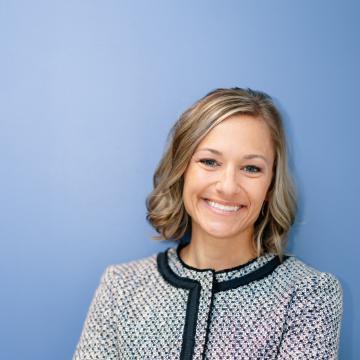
left=202, top=225, right=242, bottom=239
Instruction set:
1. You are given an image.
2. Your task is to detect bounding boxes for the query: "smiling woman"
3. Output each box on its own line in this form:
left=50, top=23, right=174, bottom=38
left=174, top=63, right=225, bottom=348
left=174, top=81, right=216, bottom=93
left=147, top=88, right=296, bottom=264
left=181, top=115, right=277, bottom=270
left=73, top=88, right=343, bottom=360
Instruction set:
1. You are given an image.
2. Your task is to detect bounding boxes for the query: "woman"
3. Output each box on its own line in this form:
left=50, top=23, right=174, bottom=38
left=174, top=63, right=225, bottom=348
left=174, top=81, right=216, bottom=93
left=73, top=88, right=343, bottom=359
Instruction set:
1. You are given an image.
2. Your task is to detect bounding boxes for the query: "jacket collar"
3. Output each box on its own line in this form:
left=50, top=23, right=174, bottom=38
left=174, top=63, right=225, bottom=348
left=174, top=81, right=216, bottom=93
left=157, top=241, right=289, bottom=292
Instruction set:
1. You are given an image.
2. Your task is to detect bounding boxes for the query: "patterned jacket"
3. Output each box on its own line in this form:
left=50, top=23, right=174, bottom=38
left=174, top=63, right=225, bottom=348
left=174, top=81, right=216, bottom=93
left=73, top=242, right=343, bottom=359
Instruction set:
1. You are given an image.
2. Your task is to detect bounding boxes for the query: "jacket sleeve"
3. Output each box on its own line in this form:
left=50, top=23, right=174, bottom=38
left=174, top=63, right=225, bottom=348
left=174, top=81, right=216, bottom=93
left=73, top=266, right=119, bottom=360
left=277, top=272, right=343, bottom=359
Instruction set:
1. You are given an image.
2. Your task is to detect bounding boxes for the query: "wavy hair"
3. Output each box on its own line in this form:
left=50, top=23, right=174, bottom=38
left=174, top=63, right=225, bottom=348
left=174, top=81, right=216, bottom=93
left=146, top=88, right=297, bottom=261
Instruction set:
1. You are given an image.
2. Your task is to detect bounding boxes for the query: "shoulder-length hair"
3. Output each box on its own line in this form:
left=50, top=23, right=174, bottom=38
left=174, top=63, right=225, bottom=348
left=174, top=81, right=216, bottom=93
left=146, top=87, right=297, bottom=261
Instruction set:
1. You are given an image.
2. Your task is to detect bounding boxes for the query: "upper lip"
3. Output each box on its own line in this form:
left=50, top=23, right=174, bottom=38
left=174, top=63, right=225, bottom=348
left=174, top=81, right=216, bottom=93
left=204, top=198, right=244, bottom=207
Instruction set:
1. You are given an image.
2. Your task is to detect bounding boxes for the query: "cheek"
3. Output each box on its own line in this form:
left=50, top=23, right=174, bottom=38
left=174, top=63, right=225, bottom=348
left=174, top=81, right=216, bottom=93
left=244, top=179, right=272, bottom=202
left=182, top=171, right=196, bottom=208
left=190, top=166, right=219, bottom=186
left=184, top=164, right=210, bottom=189
left=182, top=168, right=209, bottom=209
left=182, top=184, right=196, bottom=218
left=183, top=173, right=201, bottom=201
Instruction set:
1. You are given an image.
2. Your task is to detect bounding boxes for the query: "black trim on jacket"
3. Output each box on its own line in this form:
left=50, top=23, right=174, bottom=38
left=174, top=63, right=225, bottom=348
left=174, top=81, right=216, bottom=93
left=157, top=251, right=201, bottom=360
left=156, top=245, right=290, bottom=360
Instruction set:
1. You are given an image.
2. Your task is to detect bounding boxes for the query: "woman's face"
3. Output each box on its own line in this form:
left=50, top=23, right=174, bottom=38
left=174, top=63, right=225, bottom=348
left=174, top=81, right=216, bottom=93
left=182, top=114, right=275, bottom=242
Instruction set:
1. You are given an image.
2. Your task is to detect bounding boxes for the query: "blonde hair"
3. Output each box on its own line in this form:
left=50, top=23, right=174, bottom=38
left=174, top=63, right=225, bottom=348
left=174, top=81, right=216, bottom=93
left=146, top=88, right=297, bottom=261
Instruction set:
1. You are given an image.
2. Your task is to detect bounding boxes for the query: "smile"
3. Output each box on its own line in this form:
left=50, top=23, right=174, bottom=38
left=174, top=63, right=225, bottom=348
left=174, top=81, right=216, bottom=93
left=203, top=199, right=245, bottom=214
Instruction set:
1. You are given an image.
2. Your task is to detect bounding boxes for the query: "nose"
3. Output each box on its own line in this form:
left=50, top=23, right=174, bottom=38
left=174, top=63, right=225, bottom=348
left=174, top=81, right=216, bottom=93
left=215, top=166, right=240, bottom=195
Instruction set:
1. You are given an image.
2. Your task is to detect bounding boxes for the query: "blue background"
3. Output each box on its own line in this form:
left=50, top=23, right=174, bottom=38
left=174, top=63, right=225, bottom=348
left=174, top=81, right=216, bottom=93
left=0, top=1, right=358, bottom=358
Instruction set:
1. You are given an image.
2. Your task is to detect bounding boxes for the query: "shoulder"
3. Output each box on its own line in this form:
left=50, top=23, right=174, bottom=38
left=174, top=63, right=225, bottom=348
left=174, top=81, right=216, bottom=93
left=281, top=255, right=343, bottom=291
left=97, top=252, right=159, bottom=291
left=279, top=255, right=343, bottom=313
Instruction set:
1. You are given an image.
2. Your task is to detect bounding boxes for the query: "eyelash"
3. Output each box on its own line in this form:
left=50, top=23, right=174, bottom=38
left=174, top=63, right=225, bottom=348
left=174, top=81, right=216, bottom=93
left=198, top=159, right=261, bottom=173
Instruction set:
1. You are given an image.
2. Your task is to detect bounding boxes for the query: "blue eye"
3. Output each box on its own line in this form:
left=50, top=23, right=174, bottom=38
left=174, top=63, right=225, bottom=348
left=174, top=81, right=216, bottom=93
left=244, top=165, right=261, bottom=173
left=199, top=159, right=218, bottom=167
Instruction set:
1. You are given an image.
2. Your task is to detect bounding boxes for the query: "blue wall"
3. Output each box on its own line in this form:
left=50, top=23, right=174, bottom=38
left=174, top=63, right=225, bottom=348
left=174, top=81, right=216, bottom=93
left=0, top=1, right=358, bottom=358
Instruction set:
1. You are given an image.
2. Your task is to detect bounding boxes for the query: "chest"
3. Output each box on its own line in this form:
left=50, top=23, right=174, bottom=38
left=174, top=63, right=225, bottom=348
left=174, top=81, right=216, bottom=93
left=113, top=281, right=291, bottom=359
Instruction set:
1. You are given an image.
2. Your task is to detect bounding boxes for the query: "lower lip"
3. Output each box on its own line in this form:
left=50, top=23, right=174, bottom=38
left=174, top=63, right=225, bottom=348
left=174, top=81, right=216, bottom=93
left=202, top=199, right=245, bottom=216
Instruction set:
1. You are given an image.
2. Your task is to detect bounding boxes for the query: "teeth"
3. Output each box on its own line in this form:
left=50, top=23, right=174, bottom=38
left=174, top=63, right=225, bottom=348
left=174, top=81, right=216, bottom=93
left=206, top=200, right=242, bottom=212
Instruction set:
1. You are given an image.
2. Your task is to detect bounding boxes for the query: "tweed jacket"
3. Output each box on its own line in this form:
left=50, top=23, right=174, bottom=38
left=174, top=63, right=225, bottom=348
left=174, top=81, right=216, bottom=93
left=73, top=242, right=343, bottom=359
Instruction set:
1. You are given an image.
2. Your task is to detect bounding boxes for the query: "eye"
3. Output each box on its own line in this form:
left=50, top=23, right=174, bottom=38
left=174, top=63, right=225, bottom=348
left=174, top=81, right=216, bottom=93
left=243, top=165, right=261, bottom=173
left=199, top=158, right=219, bottom=168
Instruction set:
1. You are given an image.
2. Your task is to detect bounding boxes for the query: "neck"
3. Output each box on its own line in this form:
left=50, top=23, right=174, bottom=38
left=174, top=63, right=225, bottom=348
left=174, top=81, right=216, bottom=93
left=179, top=228, right=257, bottom=272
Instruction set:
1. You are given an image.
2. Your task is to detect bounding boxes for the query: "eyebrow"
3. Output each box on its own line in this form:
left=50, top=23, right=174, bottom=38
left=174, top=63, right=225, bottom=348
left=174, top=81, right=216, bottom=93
left=196, top=148, right=270, bottom=165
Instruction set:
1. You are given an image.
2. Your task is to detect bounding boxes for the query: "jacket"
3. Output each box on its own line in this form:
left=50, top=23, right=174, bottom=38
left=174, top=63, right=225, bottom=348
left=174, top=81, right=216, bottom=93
left=73, top=242, right=343, bottom=359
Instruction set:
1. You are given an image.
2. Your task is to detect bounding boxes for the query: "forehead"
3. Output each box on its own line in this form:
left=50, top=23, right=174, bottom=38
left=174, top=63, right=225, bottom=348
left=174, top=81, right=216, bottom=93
left=196, top=114, right=275, bottom=159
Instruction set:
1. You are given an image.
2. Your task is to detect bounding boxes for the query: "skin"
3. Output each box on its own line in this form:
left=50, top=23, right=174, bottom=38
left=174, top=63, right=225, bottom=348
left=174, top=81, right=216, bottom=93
left=180, top=114, right=275, bottom=271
